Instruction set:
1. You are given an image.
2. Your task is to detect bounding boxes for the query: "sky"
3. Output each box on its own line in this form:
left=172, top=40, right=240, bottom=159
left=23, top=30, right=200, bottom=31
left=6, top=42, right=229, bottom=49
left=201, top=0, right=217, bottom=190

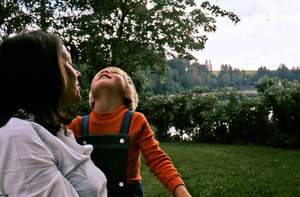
left=192, top=0, right=300, bottom=71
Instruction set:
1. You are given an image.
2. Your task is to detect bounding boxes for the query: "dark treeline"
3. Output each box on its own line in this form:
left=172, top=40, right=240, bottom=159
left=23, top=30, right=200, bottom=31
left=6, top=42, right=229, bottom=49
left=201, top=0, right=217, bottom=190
left=144, top=58, right=300, bottom=95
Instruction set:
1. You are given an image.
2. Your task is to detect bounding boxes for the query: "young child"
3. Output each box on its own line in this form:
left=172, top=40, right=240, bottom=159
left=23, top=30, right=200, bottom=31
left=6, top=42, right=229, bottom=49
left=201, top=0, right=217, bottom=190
left=67, top=67, right=191, bottom=197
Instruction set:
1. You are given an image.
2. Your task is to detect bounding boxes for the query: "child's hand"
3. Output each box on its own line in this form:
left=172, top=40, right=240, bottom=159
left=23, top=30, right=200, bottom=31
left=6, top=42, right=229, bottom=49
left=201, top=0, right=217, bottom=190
left=174, top=185, right=191, bottom=197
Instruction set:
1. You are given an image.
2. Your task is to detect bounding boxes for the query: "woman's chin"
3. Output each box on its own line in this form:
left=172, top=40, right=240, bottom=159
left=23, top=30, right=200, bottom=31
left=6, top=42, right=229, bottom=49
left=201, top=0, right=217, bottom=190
left=72, top=94, right=82, bottom=105
left=61, top=94, right=82, bottom=108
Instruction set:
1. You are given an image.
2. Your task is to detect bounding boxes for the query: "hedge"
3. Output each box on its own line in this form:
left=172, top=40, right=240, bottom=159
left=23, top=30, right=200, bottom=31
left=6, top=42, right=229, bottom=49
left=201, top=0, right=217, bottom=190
left=138, top=77, right=299, bottom=148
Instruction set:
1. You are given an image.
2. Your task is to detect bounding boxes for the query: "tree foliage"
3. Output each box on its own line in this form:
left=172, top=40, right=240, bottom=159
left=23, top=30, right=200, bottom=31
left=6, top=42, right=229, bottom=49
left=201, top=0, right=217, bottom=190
left=0, top=0, right=240, bottom=91
left=0, top=0, right=30, bottom=40
left=255, top=76, right=300, bottom=147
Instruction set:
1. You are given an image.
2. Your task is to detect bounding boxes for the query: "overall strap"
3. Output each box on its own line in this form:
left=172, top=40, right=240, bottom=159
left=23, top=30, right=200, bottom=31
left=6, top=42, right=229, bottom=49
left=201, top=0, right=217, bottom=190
left=80, top=115, right=90, bottom=136
left=119, top=111, right=134, bottom=134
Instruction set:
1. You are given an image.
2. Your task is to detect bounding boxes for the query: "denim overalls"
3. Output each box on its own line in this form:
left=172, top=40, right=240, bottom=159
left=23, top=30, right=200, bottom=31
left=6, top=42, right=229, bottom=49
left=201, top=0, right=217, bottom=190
left=77, top=111, right=143, bottom=197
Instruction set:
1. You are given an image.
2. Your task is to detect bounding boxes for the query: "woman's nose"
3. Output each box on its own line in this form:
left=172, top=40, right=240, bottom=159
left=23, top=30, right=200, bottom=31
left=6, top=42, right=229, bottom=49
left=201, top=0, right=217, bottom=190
left=76, top=70, right=81, bottom=77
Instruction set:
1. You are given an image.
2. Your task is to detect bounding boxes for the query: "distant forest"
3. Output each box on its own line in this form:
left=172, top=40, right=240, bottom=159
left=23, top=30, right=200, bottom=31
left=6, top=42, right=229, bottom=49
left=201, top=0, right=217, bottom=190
left=143, top=58, right=300, bottom=95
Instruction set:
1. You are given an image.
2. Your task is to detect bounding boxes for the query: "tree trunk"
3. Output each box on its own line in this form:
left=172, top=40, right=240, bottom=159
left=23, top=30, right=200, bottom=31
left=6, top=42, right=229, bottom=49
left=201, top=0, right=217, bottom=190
left=40, top=0, right=46, bottom=31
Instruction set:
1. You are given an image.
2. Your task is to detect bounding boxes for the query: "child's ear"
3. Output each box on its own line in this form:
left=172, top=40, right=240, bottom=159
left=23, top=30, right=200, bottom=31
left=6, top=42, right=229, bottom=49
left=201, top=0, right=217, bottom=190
left=91, top=97, right=94, bottom=104
left=124, top=86, right=131, bottom=100
left=89, top=93, right=95, bottom=109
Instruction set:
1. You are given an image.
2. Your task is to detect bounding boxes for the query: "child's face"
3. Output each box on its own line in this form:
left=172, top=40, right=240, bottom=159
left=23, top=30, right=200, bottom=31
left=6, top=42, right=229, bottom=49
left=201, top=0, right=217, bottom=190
left=91, top=67, right=127, bottom=100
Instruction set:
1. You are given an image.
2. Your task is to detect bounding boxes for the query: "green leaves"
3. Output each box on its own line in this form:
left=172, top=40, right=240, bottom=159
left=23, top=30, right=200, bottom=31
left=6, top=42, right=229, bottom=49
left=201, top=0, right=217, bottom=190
left=200, top=1, right=240, bottom=24
left=0, top=0, right=241, bottom=93
left=137, top=80, right=299, bottom=147
left=255, top=76, right=300, bottom=147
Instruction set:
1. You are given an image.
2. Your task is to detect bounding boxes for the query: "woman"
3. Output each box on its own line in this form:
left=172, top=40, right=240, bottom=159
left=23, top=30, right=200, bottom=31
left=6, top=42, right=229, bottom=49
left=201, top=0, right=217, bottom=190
left=0, top=30, right=107, bottom=196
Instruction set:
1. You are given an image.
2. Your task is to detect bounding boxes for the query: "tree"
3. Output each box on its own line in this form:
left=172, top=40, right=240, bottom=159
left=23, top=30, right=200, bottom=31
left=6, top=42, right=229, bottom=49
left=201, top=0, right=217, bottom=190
left=291, top=67, right=300, bottom=81
left=190, top=62, right=210, bottom=86
left=217, top=64, right=231, bottom=87
left=230, top=68, right=243, bottom=88
left=66, top=0, right=240, bottom=91
left=144, top=59, right=190, bottom=94
left=0, top=0, right=81, bottom=46
left=1, top=0, right=240, bottom=92
left=0, top=0, right=31, bottom=41
left=251, top=66, right=273, bottom=83
left=276, top=63, right=291, bottom=80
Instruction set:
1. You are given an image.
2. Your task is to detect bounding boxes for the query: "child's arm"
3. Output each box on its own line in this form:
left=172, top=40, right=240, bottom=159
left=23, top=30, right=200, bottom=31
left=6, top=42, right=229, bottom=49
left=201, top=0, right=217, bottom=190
left=174, top=185, right=191, bottom=197
left=66, top=116, right=82, bottom=138
left=134, top=113, right=190, bottom=195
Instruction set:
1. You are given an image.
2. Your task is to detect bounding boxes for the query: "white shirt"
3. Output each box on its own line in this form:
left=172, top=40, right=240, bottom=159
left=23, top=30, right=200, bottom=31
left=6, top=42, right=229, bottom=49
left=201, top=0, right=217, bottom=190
left=0, top=117, right=107, bottom=197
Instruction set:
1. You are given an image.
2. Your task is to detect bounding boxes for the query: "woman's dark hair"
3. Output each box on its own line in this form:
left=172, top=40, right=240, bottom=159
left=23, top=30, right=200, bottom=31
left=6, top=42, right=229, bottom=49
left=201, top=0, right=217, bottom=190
left=0, top=30, right=71, bottom=135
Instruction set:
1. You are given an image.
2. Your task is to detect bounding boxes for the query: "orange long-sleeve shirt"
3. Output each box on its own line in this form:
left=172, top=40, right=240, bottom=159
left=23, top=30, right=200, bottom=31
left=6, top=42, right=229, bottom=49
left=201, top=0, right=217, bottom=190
left=67, top=105, right=185, bottom=194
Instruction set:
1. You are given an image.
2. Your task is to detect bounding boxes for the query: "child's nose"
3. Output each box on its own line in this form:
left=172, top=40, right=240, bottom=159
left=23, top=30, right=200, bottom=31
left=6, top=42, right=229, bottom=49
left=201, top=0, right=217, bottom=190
left=102, top=68, right=110, bottom=74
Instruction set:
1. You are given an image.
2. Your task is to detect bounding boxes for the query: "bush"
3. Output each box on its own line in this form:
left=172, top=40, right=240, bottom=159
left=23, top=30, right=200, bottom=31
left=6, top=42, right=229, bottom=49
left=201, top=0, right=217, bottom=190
left=137, top=93, right=173, bottom=141
left=138, top=79, right=299, bottom=148
left=255, top=77, right=300, bottom=147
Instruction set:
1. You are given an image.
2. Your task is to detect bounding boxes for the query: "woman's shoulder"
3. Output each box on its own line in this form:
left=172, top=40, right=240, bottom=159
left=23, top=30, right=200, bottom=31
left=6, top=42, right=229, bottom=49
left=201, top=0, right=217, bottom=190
left=0, top=117, right=38, bottom=137
left=2, top=118, right=56, bottom=144
left=0, top=117, right=62, bottom=148
left=0, top=118, right=57, bottom=161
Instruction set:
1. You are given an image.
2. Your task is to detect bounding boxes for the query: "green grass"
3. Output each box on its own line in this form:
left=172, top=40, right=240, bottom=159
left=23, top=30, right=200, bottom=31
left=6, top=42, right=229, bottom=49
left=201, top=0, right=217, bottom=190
left=140, top=142, right=300, bottom=197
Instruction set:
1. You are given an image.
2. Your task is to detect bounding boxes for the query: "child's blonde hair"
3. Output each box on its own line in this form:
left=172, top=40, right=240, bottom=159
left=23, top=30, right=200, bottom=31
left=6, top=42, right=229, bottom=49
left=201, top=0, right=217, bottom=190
left=89, top=67, right=139, bottom=111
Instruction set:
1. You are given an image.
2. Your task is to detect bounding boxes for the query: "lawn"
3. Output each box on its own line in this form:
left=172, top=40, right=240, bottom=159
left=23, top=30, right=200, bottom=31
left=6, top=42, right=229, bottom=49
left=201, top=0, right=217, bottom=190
left=140, top=142, right=300, bottom=197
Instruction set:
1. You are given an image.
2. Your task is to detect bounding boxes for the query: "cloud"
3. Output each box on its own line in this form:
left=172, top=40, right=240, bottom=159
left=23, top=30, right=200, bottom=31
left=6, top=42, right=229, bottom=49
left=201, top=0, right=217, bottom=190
left=193, top=0, right=300, bottom=70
